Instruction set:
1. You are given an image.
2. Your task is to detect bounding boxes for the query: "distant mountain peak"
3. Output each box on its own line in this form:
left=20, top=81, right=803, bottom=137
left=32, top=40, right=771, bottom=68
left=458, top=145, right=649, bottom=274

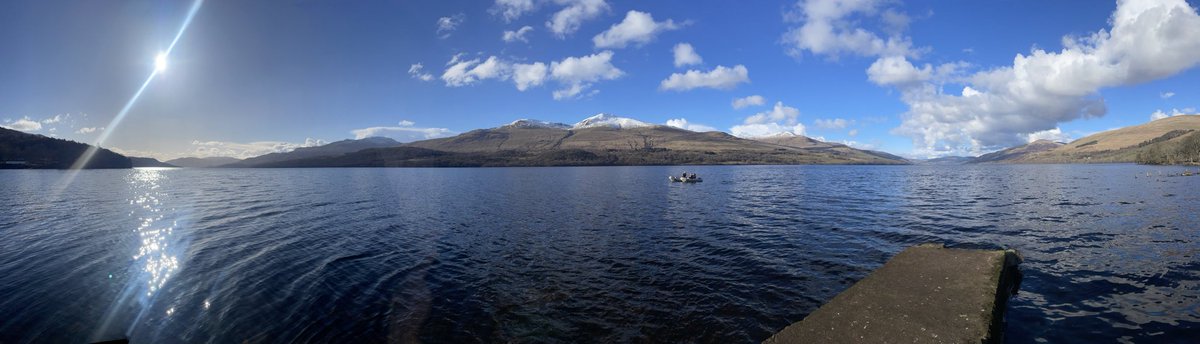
left=505, top=119, right=571, bottom=129
left=572, top=113, right=655, bottom=129
left=763, top=131, right=800, bottom=138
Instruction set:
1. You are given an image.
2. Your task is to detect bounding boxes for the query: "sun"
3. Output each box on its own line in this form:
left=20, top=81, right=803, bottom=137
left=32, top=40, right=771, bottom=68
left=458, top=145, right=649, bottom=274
left=154, top=52, right=168, bottom=72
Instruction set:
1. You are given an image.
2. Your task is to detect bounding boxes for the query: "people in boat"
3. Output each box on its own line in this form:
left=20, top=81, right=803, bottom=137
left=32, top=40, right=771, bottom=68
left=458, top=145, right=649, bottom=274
left=688, top=173, right=698, bottom=180
left=681, top=172, right=688, bottom=180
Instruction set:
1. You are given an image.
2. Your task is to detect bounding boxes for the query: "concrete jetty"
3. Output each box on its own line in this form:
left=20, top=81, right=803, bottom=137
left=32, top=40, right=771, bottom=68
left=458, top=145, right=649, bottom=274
left=764, top=244, right=1022, bottom=344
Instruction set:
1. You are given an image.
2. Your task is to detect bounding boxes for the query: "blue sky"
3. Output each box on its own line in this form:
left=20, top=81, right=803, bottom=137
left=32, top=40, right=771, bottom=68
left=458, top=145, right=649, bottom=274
left=1, top=0, right=1198, bottom=159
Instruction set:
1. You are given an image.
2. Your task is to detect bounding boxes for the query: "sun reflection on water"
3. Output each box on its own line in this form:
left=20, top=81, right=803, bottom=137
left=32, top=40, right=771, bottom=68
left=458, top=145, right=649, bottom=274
left=93, top=168, right=192, bottom=341
left=128, top=168, right=182, bottom=298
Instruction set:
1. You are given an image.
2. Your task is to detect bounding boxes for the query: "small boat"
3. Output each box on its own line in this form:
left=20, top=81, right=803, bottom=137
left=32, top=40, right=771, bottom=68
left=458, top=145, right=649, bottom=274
left=669, top=176, right=703, bottom=183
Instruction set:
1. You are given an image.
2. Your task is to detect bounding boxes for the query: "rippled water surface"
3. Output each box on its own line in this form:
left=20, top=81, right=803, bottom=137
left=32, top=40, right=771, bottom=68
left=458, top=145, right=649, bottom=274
left=1, top=165, right=1198, bottom=343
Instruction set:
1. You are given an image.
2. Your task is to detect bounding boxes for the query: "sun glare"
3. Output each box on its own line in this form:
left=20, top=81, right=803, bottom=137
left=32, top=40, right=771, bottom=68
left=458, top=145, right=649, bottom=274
left=154, top=52, right=168, bottom=72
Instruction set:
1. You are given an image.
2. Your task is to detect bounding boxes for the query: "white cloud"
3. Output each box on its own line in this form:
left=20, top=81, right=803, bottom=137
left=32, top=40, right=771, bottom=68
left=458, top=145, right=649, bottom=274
left=351, top=124, right=455, bottom=143
left=1, top=117, right=42, bottom=132
left=189, top=138, right=327, bottom=159
left=814, top=118, right=850, bottom=129
left=409, top=63, right=434, bottom=81
left=41, top=114, right=64, bottom=124
left=866, top=55, right=931, bottom=86
left=665, top=118, right=717, bottom=132
left=730, top=101, right=807, bottom=137
left=512, top=62, right=549, bottom=91
left=492, top=0, right=536, bottom=22
left=1024, top=128, right=1072, bottom=143
left=660, top=65, right=749, bottom=91
left=782, top=0, right=918, bottom=59
left=1161, top=91, right=1176, bottom=99
left=75, top=127, right=103, bottom=134
left=593, top=10, right=680, bottom=49
left=546, top=0, right=609, bottom=38
left=886, top=0, right=1200, bottom=156
left=848, top=129, right=859, bottom=136
left=1150, top=107, right=1196, bottom=121
left=745, top=101, right=801, bottom=124
left=436, top=13, right=466, bottom=39
left=503, top=25, right=534, bottom=43
left=731, top=95, right=766, bottom=109
left=351, top=121, right=454, bottom=142
left=673, top=43, right=703, bottom=67
left=549, top=50, right=623, bottom=99
left=441, top=55, right=509, bottom=87
left=840, top=140, right=876, bottom=150
left=436, top=51, right=621, bottom=99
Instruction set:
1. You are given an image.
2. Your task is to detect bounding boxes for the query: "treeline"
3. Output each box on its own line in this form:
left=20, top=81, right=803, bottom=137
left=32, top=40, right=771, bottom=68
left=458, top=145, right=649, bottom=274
left=1136, top=131, right=1200, bottom=165
left=0, top=127, right=131, bottom=169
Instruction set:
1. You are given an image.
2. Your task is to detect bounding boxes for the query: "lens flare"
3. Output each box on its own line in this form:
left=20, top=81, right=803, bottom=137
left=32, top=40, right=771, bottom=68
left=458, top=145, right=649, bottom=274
left=66, top=0, right=203, bottom=173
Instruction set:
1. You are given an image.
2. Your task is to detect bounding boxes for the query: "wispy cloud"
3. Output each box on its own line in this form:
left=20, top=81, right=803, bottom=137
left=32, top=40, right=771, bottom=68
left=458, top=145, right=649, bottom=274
left=351, top=120, right=455, bottom=142
left=436, top=13, right=466, bottom=39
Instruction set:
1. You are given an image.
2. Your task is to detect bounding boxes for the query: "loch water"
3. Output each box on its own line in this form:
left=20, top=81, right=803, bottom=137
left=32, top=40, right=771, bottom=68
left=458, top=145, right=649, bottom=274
left=1, top=165, right=1198, bottom=343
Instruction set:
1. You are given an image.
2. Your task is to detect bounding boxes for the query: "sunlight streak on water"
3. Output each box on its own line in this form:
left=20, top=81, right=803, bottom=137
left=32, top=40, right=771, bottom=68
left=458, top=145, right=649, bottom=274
left=92, top=168, right=192, bottom=341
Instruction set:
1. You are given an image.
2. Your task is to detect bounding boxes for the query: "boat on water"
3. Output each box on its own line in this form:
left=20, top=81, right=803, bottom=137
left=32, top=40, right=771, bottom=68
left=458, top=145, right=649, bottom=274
left=669, top=176, right=703, bottom=183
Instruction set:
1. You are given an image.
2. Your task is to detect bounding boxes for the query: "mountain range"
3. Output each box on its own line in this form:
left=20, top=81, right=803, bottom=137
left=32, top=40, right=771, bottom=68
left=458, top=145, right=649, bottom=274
left=248, top=114, right=909, bottom=167
left=5, top=113, right=1199, bottom=169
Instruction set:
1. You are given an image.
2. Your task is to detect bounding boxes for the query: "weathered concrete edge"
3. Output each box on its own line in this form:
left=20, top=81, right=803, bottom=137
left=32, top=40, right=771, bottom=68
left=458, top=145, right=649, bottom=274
left=763, top=243, right=1024, bottom=344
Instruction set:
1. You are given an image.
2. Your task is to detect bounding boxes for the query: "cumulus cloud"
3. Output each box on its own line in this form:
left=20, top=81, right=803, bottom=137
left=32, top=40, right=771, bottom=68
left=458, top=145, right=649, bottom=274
left=436, top=51, right=623, bottom=99
left=673, top=43, right=702, bottom=67
left=1, top=117, right=42, bottom=132
left=441, top=55, right=509, bottom=87
left=888, top=0, right=1200, bottom=156
left=546, top=0, right=609, bottom=38
left=503, top=25, right=534, bottom=43
left=549, top=50, right=624, bottom=99
left=731, top=95, right=766, bottom=109
left=437, top=13, right=466, bottom=39
left=782, top=0, right=918, bottom=59
left=1161, top=91, right=1176, bottom=99
left=492, top=0, right=536, bottom=22
left=512, top=62, right=549, bottom=91
left=665, top=118, right=717, bottom=132
left=409, top=63, right=434, bottom=81
left=593, top=10, right=680, bottom=49
left=190, top=138, right=326, bottom=159
left=730, top=101, right=807, bottom=137
left=1024, top=128, right=1072, bottom=143
left=660, top=65, right=749, bottom=91
left=75, top=127, right=103, bottom=134
left=814, top=118, right=850, bottom=129
left=351, top=121, right=456, bottom=142
left=1150, top=107, right=1196, bottom=121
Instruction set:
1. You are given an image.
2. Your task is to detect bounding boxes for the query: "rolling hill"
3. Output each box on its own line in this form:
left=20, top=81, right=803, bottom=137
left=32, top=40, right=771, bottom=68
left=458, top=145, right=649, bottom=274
left=0, top=127, right=131, bottom=169
left=223, top=137, right=400, bottom=167
left=972, top=115, right=1200, bottom=164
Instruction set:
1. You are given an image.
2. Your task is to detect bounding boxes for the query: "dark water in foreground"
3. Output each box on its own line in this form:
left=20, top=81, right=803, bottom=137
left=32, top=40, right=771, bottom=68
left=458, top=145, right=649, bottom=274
left=1, top=165, right=1198, bottom=343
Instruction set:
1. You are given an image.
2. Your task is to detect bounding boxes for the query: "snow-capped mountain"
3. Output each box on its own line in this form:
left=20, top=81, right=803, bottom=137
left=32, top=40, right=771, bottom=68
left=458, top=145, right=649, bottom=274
left=571, top=114, right=656, bottom=129
left=505, top=119, right=571, bottom=129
